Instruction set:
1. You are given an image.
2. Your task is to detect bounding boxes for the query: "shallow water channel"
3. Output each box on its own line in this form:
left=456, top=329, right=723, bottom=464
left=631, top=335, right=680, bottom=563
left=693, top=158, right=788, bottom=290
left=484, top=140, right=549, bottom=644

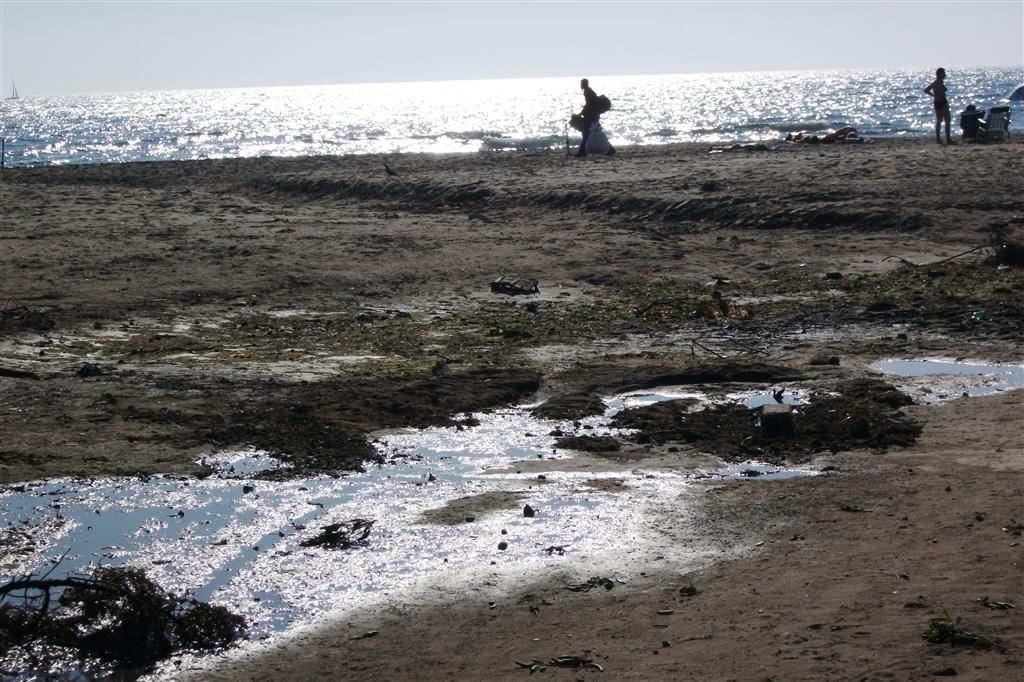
left=0, top=386, right=811, bottom=650
left=3, top=360, right=1020, bottom=676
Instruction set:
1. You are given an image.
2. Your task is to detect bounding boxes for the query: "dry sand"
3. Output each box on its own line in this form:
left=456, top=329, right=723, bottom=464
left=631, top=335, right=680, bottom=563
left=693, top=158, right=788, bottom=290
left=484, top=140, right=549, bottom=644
left=1, top=139, right=1022, bottom=680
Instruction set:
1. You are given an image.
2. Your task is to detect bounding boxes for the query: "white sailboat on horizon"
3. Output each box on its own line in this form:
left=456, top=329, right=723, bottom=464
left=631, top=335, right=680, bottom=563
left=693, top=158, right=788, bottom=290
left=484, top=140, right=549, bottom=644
left=7, top=81, right=19, bottom=99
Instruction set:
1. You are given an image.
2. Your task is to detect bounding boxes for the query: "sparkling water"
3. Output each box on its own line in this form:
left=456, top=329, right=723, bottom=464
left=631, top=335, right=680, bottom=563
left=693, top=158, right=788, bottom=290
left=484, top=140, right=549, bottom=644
left=1, top=67, right=1021, bottom=167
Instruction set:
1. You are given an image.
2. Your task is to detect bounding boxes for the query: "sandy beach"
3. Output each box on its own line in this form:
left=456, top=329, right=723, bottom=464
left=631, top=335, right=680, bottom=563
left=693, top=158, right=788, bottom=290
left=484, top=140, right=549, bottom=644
left=1, top=138, right=1022, bottom=680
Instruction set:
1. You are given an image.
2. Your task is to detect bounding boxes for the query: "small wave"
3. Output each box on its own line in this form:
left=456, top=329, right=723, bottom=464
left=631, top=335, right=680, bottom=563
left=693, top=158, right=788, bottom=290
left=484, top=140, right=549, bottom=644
left=644, top=128, right=678, bottom=138
left=445, top=130, right=505, bottom=141
left=738, top=121, right=835, bottom=133
left=481, top=135, right=562, bottom=151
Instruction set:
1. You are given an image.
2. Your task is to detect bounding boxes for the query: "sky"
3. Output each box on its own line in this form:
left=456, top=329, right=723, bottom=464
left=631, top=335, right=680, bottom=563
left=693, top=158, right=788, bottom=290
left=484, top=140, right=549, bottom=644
left=1, top=1, right=1022, bottom=96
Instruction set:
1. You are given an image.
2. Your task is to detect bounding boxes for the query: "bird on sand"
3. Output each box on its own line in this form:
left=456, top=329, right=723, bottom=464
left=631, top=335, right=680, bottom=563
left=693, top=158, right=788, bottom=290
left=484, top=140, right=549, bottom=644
left=383, top=159, right=399, bottom=177
left=772, top=388, right=785, bottom=403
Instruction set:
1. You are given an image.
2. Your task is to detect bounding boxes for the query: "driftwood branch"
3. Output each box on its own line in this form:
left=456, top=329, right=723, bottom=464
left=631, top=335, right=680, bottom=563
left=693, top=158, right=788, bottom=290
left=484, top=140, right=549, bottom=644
left=0, top=576, right=118, bottom=598
left=883, top=245, right=992, bottom=268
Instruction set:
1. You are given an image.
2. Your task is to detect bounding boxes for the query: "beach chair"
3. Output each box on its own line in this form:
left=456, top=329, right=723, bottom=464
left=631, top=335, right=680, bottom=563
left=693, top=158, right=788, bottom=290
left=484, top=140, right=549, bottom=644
left=983, top=107, right=1011, bottom=143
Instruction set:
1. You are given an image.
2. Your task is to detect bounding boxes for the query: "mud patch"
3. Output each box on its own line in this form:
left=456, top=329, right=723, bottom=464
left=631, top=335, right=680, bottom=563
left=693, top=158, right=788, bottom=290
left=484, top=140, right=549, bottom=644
left=416, top=491, right=528, bottom=525
left=138, top=367, right=543, bottom=478
left=553, top=435, right=622, bottom=453
left=531, top=392, right=607, bottom=420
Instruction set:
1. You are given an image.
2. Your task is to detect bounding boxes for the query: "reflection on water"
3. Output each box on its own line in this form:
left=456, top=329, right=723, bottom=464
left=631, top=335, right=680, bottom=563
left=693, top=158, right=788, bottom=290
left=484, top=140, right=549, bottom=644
left=2, top=67, right=1020, bottom=166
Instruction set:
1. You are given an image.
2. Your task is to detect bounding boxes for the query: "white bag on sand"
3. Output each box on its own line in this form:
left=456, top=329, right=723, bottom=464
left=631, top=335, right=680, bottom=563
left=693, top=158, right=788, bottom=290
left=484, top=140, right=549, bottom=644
left=585, top=123, right=611, bottom=155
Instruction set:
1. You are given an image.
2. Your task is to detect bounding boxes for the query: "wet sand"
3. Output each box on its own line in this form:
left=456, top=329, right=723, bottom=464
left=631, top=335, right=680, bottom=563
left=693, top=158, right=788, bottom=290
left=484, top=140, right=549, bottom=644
left=1, top=139, right=1022, bottom=679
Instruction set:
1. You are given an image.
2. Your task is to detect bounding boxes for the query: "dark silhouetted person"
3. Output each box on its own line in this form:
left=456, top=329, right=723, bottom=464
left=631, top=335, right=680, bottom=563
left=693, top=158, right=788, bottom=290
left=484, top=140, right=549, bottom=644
left=924, top=68, right=952, bottom=144
left=959, top=104, right=986, bottom=142
left=577, top=78, right=600, bottom=157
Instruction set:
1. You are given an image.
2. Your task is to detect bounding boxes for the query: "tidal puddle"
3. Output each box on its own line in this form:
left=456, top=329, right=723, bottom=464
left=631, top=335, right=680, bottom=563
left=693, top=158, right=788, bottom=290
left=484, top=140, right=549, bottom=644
left=871, top=359, right=1024, bottom=403
left=1, top=383, right=817, bottom=677
left=714, top=461, right=817, bottom=480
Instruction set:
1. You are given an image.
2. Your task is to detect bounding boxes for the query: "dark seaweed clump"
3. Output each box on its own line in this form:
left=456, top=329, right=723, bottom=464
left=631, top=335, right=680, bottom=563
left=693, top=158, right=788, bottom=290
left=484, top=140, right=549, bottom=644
left=610, top=378, right=920, bottom=464
left=0, top=566, right=245, bottom=675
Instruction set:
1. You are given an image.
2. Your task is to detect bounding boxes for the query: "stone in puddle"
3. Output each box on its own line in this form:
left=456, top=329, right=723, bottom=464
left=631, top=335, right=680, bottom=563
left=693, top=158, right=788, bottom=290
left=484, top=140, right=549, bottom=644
left=760, top=404, right=794, bottom=437
left=523, top=504, right=536, bottom=518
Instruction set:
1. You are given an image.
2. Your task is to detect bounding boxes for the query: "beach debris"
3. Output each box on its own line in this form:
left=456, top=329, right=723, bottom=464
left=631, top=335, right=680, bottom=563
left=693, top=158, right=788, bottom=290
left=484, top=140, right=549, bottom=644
left=923, top=609, right=995, bottom=649
left=467, top=210, right=494, bottom=224
left=657, top=608, right=674, bottom=615
left=515, top=656, right=604, bottom=674
left=679, top=583, right=700, bottom=597
left=523, top=504, right=536, bottom=518
left=350, top=630, right=379, bottom=640
left=808, top=354, right=840, bottom=366
left=840, top=505, right=870, bottom=513
left=543, top=545, right=567, bottom=556
left=490, top=276, right=539, bottom=296
left=932, top=668, right=958, bottom=677
left=978, top=597, right=1016, bottom=610
left=431, top=357, right=450, bottom=376
left=993, top=236, right=1024, bottom=267
left=0, top=566, right=245, bottom=671
left=567, top=577, right=614, bottom=592
left=1002, top=518, right=1023, bottom=536
left=498, top=541, right=508, bottom=551
left=0, top=366, right=39, bottom=380
left=0, top=303, right=56, bottom=333
left=708, top=143, right=771, bottom=154
left=299, top=518, right=375, bottom=549
left=76, top=362, right=104, bottom=378
left=759, top=403, right=794, bottom=437
left=693, top=294, right=750, bottom=319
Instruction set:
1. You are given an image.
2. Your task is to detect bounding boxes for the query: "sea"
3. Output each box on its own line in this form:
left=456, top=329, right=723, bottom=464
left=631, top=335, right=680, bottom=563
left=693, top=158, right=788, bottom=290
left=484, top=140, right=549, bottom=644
left=1, top=67, right=1021, bottom=168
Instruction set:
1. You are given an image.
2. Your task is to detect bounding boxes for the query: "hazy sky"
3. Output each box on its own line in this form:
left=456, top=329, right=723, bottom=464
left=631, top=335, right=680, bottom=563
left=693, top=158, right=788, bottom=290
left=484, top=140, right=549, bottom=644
left=2, top=1, right=1022, bottom=96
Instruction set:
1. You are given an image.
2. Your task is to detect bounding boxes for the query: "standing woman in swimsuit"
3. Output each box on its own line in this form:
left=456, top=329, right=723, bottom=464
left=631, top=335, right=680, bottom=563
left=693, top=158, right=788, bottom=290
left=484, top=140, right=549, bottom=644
left=924, top=67, right=952, bottom=144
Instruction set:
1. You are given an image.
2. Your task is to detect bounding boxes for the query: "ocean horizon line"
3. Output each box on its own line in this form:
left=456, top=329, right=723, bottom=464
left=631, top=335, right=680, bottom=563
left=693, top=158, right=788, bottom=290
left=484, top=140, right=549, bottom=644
left=6, top=63, right=1021, bottom=100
